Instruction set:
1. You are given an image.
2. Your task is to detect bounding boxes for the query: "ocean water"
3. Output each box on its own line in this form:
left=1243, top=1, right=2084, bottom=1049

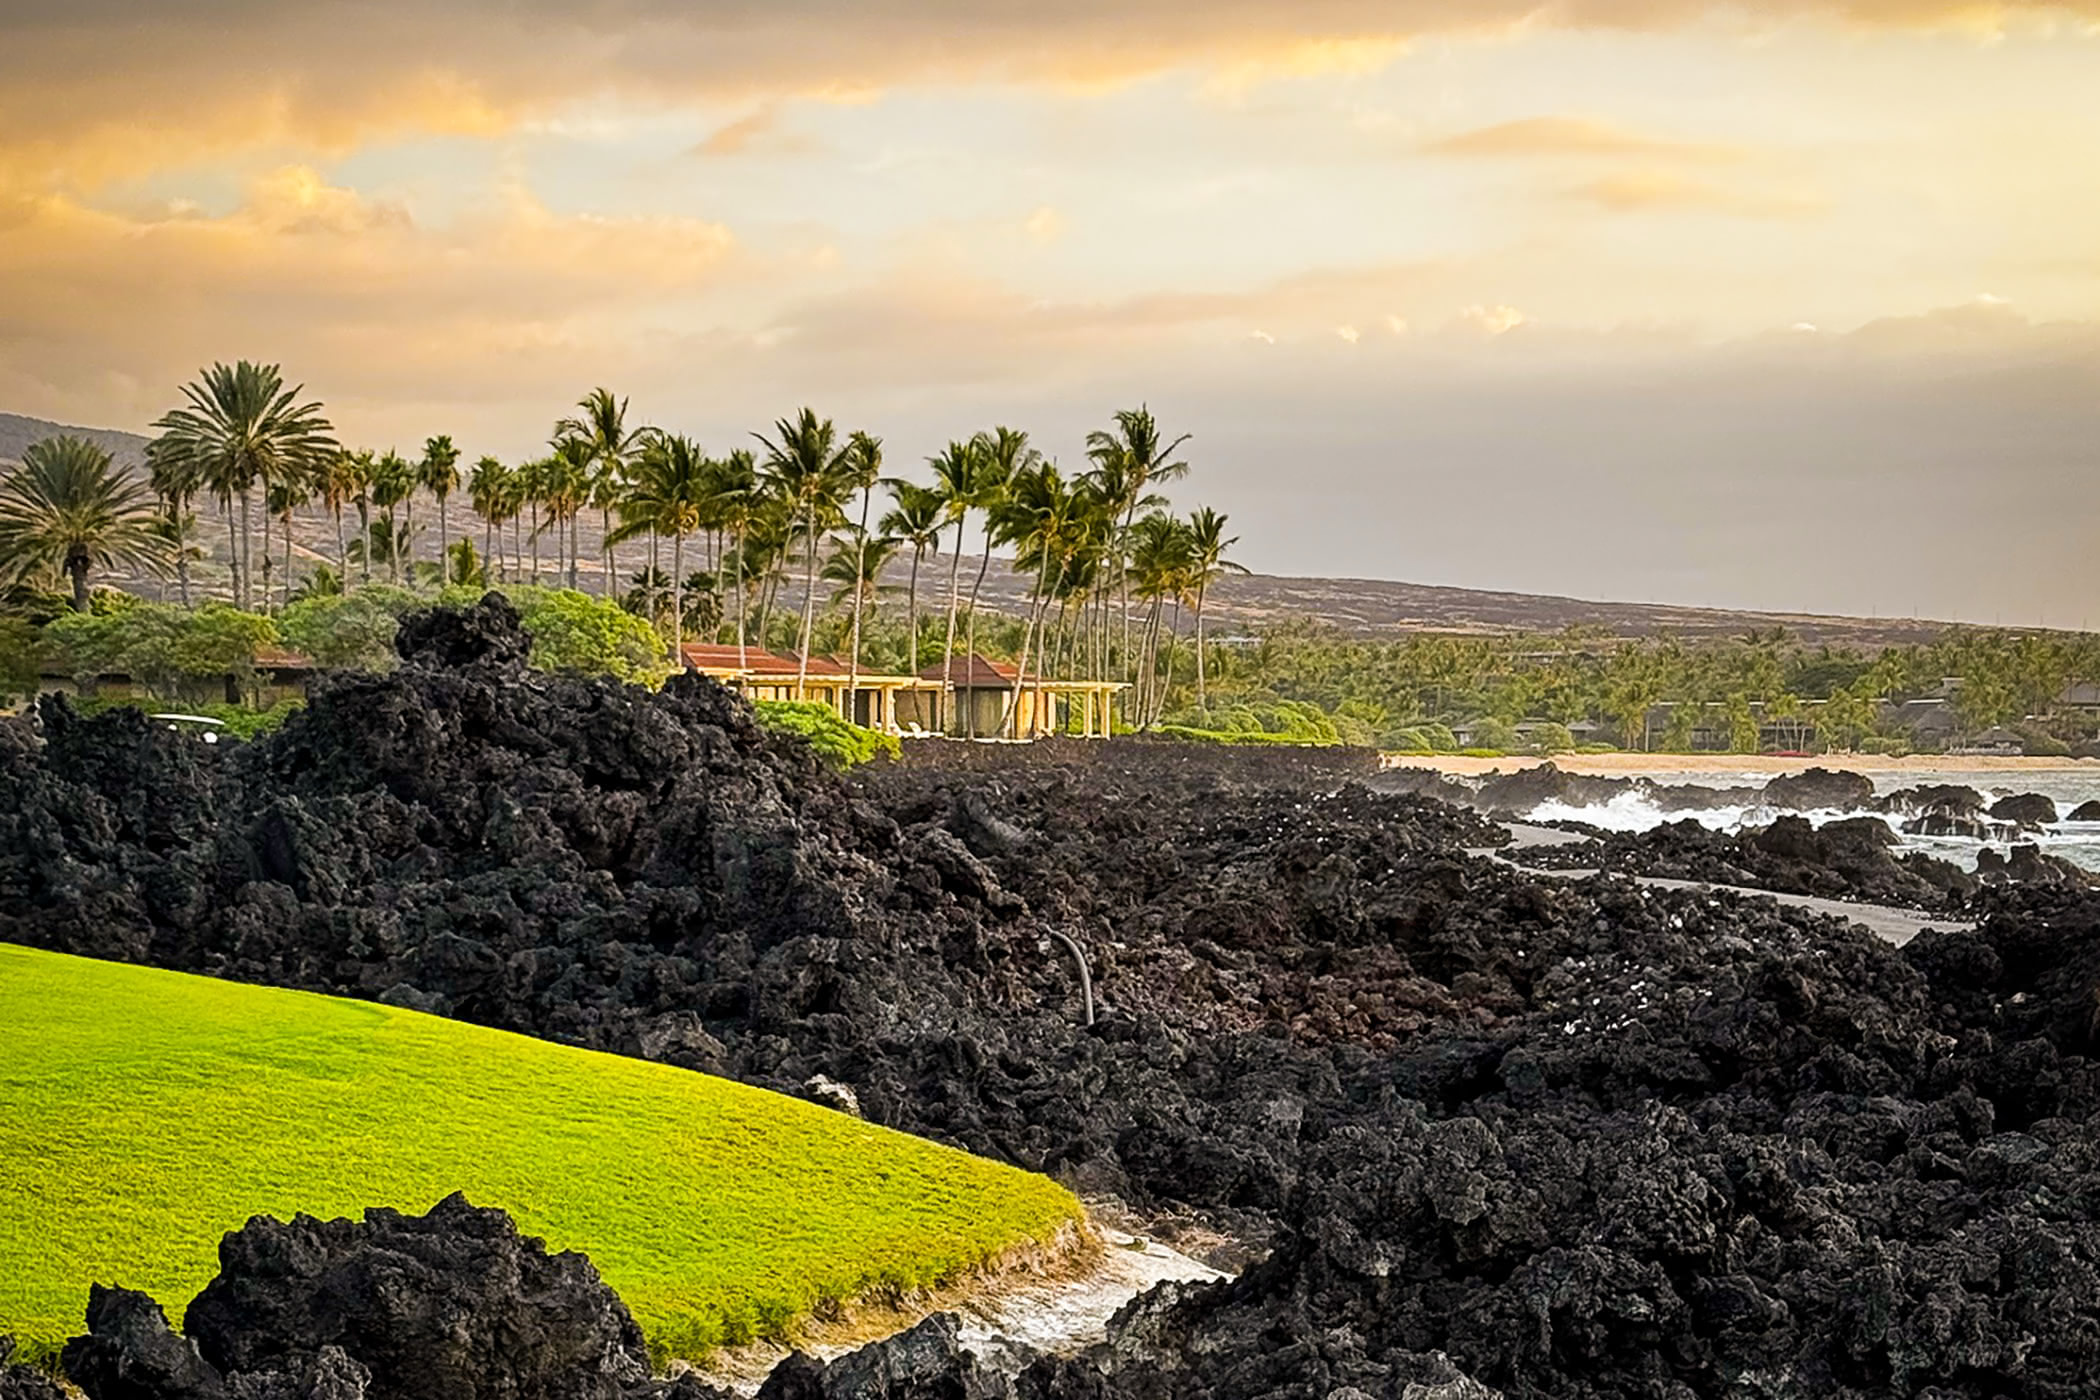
left=1524, top=768, right=2100, bottom=873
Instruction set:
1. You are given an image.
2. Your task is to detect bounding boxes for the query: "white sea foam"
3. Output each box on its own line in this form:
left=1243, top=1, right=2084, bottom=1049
left=1523, top=774, right=2100, bottom=873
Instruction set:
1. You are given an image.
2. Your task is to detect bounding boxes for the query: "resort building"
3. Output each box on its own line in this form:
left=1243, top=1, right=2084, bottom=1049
left=903, top=654, right=1125, bottom=740
left=678, top=644, right=945, bottom=734
left=679, top=644, right=1124, bottom=740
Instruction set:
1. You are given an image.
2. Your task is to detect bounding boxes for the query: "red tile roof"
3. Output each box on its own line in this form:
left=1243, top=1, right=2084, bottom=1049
left=681, top=644, right=847, bottom=677
left=918, top=653, right=1020, bottom=687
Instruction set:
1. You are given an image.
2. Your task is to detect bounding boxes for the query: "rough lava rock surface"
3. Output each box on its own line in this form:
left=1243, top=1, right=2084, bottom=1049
left=13, top=597, right=2100, bottom=1398
left=59, top=1195, right=723, bottom=1400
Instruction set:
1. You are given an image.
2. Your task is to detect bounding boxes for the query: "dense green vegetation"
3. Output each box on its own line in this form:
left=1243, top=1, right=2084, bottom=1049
left=1167, top=622, right=2100, bottom=755
left=753, top=700, right=902, bottom=768
left=0, top=944, right=1082, bottom=1365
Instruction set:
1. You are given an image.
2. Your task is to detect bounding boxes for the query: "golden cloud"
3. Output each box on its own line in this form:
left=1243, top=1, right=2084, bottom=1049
left=1565, top=170, right=1826, bottom=217
left=1, top=1, right=2093, bottom=185
left=1425, top=116, right=1743, bottom=161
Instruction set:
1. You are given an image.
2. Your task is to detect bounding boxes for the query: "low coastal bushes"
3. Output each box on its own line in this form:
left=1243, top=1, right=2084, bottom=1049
left=753, top=700, right=901, bottom=768
left=0, top=944, right=1080, bottom=1365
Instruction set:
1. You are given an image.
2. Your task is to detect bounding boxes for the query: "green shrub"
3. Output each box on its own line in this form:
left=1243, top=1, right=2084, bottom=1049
left=1528, top=722, right=1576, bottom=756
left=753, top=700, right=901, bottom=768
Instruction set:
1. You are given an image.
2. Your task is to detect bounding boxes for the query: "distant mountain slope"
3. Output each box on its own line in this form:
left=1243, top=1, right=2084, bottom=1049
left=0, top=408, right=1960, bottom=643
left=0, top=412, right=152, bottom=471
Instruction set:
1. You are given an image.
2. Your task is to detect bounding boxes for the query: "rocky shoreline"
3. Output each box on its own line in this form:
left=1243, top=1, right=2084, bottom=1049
left=10, top=597, right=2100, bottom=1397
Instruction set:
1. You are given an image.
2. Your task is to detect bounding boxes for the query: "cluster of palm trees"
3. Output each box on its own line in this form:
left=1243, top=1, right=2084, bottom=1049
left=4, top=358, right=1252, bottom=732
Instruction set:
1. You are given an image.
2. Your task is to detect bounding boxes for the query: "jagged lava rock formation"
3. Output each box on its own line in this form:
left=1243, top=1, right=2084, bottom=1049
left=10, top=596, right=2100, bottom=1397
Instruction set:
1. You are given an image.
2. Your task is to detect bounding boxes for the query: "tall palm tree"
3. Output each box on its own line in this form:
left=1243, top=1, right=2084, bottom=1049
left=0, top=436, right=170, bottom=610
left=839, top=432, right=884, bottom=700
left=315, top=449, right=364, bottom=591
left=545, top=437, right=594, bottom=590
left=348, top=450, right=376, bottom=586
left=145, top=436, right=203, bottom=607
left=557, top=389, right=641, bottom=598
left=627, top=433, right=710, bottom=652
left=710, top=449, right=760, bottom=664
left=467, top=455, right=510, bottom=584
left=263, top=471, right=311, bottom=612
left=368, top=450, right=416, bottom=585
left=1185, top=506, right=1245, bottom=712
left=1128, top=512, right=1195, bottom=727
left=990, top=460, right=1079, bottom=737
left=420, top=435, right=461, bottom=577
left=879, top=479, right=944, bottom=674
left=928, top=439, right=983, bottom=711
left=754, top=408, right=854, bottom=700
left=514, top=455, right=551, bottom=584
left=959, top=427, right=1028, bottom=734
left=151, top=361, right=337, bottom=611
left=1086, top=405, right=1189, bottom=689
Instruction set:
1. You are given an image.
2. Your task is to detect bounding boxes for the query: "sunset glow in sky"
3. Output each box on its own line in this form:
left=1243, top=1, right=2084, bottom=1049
left=3, top=2, right=2097, bottom=621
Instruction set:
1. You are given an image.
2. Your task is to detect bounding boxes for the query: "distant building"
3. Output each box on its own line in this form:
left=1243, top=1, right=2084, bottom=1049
left=903, top=654, right=1124, bottom=740
left=678, top=644, right=941, bottom=734
left=1950, top=726, right=2024, bottom=757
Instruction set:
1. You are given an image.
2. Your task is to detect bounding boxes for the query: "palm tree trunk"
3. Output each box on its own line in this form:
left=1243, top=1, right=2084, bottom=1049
left=847, top=489, right=871, bottom=715
left=282, top=515, right=293, bottom=608
left=905, top=546, right=923, bottom=676
left=648, top=532, right=661, bottom=621
left=357, top=498, right=371, bottom=585
left=335, top=505, right=348, bottom=592
left=1006, top=548, right=1056, bottom=738
left=438, top=496, right=450, bottom=579
left=175, top=503, right=192, bottom=607
left=402, top=497, right=414, bottom=584
left=671, top=532, right=685, bottom=655
left=940, top=519, right=965, bottom=731
left=530, top=504, right=541, bottom=583
left=733, top=528, right=748, bottom=667
left=600, top=506, right=612, bottom=598
left=1194, top=582, right=1209, bottom=712
left=238, top=488, right=253, bottom=610
left=964, top=519, right=995, bottom=738
left=68, top=558, right=89, bottom=612
left=795, top=502, right=819, bottom=702
left=568, top=514, right=579, bottom=590
left=483, top=516, right=495, bottom=586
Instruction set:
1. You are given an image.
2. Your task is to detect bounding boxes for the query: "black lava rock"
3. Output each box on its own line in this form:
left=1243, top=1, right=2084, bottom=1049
left=183, top=1193, right=651, bottom=1400
left=17, top=599, right=2100, bottom=1400
left=1989, top=792, right=2060, bottom=826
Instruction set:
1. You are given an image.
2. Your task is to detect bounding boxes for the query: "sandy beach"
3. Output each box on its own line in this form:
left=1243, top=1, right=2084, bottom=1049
left=1383, top=752, right=2100, bottom=778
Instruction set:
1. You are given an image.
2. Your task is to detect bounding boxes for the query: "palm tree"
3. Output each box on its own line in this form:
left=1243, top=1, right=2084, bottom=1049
left=928, top=439, right=983, bottom=712
left=959, top=427, right=1029, bottom=734
left=368, top=450, right=416, bottom=585
left=544, top=437, right=594, bottom=590
left=628, top=433, right=710, bottom=652
left=1128, top=512, right=1195, bottom=727
left=467, top=456, right=510, bottom=584
left=710, top=449, right=760, bottom=664
left=1185, top=507, right=1245, bottom=712
left=151, top=361, right=337, bottom=611
left=420, top=435, right=461, bottom=577
left=315, top=450, right=365, bottom=591
left=557, top=389, right=641, bottom=598
left=990, top=459, right=1080, bottom=737
left=823, top=527, right=899, bottom=683
left=263, top=471, right=311, bottom=612
left=839, top=432, right=884, bottom=701
left=145, top=437, right=203, bottom=607
left=0, top=436, right=170, bottom=610
left=515, top=455, right=551, bottom=584
left=754, top=408, right=855, bottom=700
left=879, top=479, right=944, bottom=674
left=1086, top=406, right=1188, bottom=689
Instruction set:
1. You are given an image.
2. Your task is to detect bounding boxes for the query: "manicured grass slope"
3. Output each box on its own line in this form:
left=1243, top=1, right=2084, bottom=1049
left=0, top=944, right=1080, bottom=1362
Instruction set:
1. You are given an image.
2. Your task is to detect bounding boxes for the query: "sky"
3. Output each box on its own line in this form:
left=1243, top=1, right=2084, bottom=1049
left=1, top=1, right=2097, bottom=624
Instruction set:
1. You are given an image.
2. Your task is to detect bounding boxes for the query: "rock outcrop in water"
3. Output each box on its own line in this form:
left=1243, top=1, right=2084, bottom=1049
left=13, top=598, right=2100, bottom=1398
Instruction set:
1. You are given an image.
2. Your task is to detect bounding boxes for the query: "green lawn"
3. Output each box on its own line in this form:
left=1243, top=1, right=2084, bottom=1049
left=0, top=944, right=1081, bottom=1364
